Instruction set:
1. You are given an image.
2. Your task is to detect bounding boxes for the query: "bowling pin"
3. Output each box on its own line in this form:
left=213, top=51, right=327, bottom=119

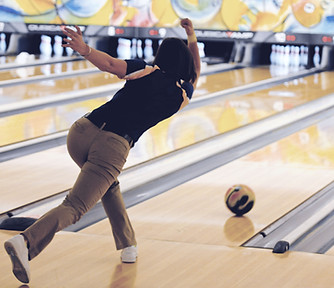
left=270, top=44, right=277, bottom=65
left=125, top=39, right=132, bottom=59
left=66, top=46, right=74, bottom=56
left=117, top=38, right=131, bottom=59
left=277, top=45, right=284, bottom=66
left=53, top=35, right=64, bottom=57
left=0, top=33, right=6, bottom=54
left=313, top=46, right=320, bottom=67
left=144, top=39, right=153, bottom=61
left=283, top=45, right=290, bottom=67
left=137, top=39, right=143, bottom=59
left=197, top=42, right=205, bottom=58
left=289, top=46, right=299, bottom=72
left=117, top=38, right=125, bottom=59
left=39, top=35, right=52, bottom=58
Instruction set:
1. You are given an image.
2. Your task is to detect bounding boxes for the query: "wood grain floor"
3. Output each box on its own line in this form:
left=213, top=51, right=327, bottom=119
left=1, top=229, right=334, bottom=287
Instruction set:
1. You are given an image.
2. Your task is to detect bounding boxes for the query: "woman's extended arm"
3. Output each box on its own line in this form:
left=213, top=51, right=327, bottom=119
left=62, top=25, right=127, bottom=78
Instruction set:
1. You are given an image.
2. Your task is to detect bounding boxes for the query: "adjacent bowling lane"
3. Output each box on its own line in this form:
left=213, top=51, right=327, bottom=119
left=0, top=58, right=92, bottom=82
left=0, top=67, right=275, bottom=146
left=1, top=70, right=334, bottom=213
left=0, top=66, right=119, bottom=105
left=193, top=66, right=274, bottom=97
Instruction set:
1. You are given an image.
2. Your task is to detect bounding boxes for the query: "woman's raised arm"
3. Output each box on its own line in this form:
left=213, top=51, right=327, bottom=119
left=62, top=25, right=127, bottom=78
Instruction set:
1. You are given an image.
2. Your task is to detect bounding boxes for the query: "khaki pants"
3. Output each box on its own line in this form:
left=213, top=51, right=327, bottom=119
left=22, top=117, right=136, bottom=260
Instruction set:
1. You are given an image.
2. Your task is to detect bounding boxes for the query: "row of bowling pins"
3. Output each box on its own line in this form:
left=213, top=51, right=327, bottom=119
left=117, top=38, right=152, bottom=60
left=117, top=38, right=206, bottom=61
left=40, top=35, right=73, bottom=58
left=270, top=44, right=310, bottom=67
left=0, top=33, right=71, bottom=58
left=270, top=44, right=322, bottom=68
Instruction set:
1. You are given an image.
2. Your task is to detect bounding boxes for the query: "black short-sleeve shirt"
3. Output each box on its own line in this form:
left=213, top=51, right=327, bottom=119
left=87, top=59, right=193, bottom=144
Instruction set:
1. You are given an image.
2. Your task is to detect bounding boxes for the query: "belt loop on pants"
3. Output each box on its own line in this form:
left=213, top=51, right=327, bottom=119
left=99, top=122, right=106, bottom=130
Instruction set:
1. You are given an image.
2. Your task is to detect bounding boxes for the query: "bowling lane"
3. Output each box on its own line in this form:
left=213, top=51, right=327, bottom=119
left=193, top=66, right=274, bottom=97
left=1, top=70, right=334, bottom=214
left=81, top=113, right=334, bottom=250
left=0, top=59, right=93, bottom=82
left=0, top=66, right=120, bottom=105
left=0, top=67, right=274, bottom=146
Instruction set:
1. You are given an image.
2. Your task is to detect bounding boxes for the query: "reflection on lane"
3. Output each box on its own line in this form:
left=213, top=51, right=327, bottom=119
left=0, top=70, right=120, bottom=104
left=0, top=59, right=92, bottom=81
left=193, top=66, right=272, bottom=97
left=0, top=67, right=275, bottom=146
left=243, top=113, right=334, bottom=169
left=0, top=55, right=18, bottom=65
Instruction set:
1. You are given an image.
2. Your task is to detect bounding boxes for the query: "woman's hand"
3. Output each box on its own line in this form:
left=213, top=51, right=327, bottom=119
left=61, top=25, right=127, bottom=78
left=180, top=18, right=195, bottom=36
left=61, top=25, right=89, bottom=56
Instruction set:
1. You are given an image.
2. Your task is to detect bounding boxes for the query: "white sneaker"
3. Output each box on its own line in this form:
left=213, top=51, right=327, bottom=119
left=4, top=235, right=30, bottom=283
left=121, top=246, right=137, bottom=263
